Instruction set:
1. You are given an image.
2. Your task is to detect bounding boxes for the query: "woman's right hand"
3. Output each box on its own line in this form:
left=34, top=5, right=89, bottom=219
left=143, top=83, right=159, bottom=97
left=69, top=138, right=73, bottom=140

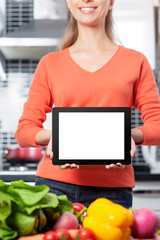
left=35, top=129, right=53, bottom=159
left=45, top=137, right=53, bottom=160
left=60, top=163, right=79, bottom=169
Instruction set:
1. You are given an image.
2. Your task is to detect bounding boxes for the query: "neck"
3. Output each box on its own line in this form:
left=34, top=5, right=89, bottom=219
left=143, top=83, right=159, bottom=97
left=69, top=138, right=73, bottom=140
left=73, top=23, right=114, bottom=52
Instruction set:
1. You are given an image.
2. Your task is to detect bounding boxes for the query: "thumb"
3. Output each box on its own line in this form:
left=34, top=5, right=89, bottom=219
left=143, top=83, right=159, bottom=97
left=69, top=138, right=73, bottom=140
left=44, top=148, right=53, bottom=160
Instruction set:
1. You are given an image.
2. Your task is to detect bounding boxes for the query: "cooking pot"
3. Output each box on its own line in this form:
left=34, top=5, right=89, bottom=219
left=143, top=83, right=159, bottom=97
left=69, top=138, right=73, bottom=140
left=5, top=147, right=44, bottom=164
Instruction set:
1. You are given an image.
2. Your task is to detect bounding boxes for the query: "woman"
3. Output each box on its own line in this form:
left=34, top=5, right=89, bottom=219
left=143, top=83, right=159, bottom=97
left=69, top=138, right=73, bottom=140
left=15, top=0, right=160, bottom=209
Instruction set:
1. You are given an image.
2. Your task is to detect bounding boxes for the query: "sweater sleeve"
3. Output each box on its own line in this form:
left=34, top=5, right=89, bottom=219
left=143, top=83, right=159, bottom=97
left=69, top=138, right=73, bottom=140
left=133, top=54, right=160, bottom=146
left=15, top=55, right=53, bottom=147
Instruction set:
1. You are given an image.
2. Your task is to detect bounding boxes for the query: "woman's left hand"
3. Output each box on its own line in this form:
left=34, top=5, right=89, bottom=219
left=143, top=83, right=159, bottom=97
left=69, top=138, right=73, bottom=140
left=130, top=135, right=136, bottom=158
left=105, top=136, right=136, bottom=170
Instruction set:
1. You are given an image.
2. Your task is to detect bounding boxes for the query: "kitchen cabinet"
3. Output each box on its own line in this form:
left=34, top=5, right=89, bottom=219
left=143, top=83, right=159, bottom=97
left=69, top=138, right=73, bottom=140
left=0, top=19, right=67, bottom=59
left=113, top=0, right=156, bottom=69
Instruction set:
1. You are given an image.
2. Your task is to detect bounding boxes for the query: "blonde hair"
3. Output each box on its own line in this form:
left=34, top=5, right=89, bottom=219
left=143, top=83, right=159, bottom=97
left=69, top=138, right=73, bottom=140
left=58, top=9, right=115, bottom=50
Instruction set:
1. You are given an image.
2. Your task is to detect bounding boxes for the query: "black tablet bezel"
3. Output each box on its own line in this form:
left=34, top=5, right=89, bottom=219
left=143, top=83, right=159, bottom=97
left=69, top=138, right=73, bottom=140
left=52, top=107, right=131, bottom=165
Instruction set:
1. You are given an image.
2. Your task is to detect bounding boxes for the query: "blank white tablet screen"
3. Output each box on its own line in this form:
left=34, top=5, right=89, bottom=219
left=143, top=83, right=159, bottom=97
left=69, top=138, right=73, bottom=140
left=59, top=112, right=124, bottom=160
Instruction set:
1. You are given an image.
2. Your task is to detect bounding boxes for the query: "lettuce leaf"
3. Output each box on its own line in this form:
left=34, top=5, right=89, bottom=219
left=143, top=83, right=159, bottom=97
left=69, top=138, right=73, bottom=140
left=10, top=180, right=50, bottom=205
left=0, top=192, right=12, bottom=223
left=0, top=225, right=17, bottom=240
left=24, top=192, right=58, bottom=215
left=0, top=185, right=17, bottom=240
left=54, top=195, right=73, bottom=214
left=0, top=180, right=73, bottom=239
left=38, top=209, right=47, bottom=232
left=0, top=180, right=6, bottom=187
left=6, top=212, right=38, bottom=237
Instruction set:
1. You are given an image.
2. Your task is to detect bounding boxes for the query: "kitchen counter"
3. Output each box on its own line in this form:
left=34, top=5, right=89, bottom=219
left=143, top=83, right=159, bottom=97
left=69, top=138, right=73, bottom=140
left=1, top=170, right=160, bottom=214
left=0, top=171, right=160, bottom=184
left=0, top=170, right=36, bottom=183
left=134, top=172, right=160, bottom=181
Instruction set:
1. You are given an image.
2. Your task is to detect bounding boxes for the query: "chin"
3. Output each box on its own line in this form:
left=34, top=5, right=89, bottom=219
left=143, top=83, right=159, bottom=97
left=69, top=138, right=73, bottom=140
left=77, top=17, right=101, bottom=26
left=79, top=20, right=101, bottom=27
left=74, top=13, right=104, bottom=28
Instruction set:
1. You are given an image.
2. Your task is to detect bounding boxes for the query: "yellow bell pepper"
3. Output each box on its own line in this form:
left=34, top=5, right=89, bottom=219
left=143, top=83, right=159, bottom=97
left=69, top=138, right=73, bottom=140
left=83, top=198, right=133, bottom=240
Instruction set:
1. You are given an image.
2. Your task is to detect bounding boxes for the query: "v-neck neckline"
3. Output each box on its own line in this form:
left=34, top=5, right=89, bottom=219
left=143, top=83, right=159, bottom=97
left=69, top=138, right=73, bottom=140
left=65, top=45, right=122, bottom=74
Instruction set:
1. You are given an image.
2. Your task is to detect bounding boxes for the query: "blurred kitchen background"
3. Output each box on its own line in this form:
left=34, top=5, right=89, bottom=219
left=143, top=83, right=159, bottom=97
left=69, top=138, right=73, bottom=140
left=0, top=0, right=160, bottom=213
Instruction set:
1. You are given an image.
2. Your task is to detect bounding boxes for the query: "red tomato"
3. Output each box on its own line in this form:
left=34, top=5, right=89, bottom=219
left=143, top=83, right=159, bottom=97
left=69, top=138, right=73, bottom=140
left=44, top=229, right=72, bottom=240
left=43, top=231, right=58, bottom=240
left=78, top=224, right=83, bottom=229
left=82, top=211, right=87, bottom=218
left=78, top=228, right=97, bottom=240
left=55, top=229, right=72, bottom=240
left=72, top=202, right=85, bottom=212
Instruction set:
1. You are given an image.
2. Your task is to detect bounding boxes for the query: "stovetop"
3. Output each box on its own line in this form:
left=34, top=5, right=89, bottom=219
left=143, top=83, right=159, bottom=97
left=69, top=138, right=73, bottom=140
left=0, top=158, right=160, bottom=183
left=2, top=162, right=38, bottom=171
left=0, top=158, right=38, bottom=182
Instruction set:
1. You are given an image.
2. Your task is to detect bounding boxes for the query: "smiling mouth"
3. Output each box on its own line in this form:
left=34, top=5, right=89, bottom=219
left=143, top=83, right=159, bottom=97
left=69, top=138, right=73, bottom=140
left=79, top=7, right=97, bottom=14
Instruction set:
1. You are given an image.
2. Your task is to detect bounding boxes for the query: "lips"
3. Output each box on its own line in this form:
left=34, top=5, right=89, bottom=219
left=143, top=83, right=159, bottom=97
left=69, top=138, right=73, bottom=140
left=79, top=6, right=97, bottom=14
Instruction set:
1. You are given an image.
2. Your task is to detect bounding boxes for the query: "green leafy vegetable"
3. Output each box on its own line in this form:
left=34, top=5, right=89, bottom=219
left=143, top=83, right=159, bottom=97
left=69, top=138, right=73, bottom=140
left=55, top=195, right=73, bottom=214
left=38, top=209, right=47, bottom=232
left=24, top=192, right=58, bottom=215
left=7, top=212, right=38, bottom=237
left=0, top=225, right=17, bottom=240
left=8, top=180, right=50, bottom=206
left=0, top=180, right=6, bottom=187
left=0, top=180, right=73, bottom=240
left=0, top=192, right=12, bottom=223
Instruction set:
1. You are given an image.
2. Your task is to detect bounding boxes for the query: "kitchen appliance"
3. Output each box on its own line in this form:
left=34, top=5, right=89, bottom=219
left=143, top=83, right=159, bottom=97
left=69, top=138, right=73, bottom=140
left=5, top=147, right=43, bottom=162
left=0, top=19, right=67, bottom=59
left=4, top=146, right=44, bottom=171
left=0, top=0, right=68, bottom=59
left=0, top=144, right=42, bottom=181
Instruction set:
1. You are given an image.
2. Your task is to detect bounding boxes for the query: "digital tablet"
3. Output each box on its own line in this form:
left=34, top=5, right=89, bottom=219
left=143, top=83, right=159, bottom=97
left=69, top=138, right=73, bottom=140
left=52, top=107, right=131, bottom=165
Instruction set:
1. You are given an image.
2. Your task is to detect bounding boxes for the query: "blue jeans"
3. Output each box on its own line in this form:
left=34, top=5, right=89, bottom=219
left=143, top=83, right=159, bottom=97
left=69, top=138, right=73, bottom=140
left=35, top=176, right=132, bottom=208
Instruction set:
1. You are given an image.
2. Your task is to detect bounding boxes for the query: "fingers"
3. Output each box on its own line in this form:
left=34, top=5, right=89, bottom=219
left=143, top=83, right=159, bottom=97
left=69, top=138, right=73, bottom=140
left=131, top=136, right=137, bottom=158
left=49, top=151, right=53, bottom=160
left=105, top=164, right=117, bottom=169
left=45, top=149, right=53, bottom=160
left=105, top=163, right=125, bottom=170
left=116, top=162, right=125, bottom=169
left=45, top=137, right=53, bottom=159
left=130, top=149, right=134, bottom=158
left=60, top=163, right=79, bottom=170
left=131, top=146, right=136, bottom=158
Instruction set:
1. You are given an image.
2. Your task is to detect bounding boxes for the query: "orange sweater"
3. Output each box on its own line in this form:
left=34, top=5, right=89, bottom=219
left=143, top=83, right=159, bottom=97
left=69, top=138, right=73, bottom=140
left=15, top=46, right=160, bottom=187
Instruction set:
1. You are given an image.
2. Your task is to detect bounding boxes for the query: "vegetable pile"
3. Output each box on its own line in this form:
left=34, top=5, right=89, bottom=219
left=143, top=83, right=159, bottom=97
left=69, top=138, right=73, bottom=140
left=43, top=228, right=97, bottom=240
left=0, top=180, right=73, bottom=240
left=1, top=180, right=160, bottom=240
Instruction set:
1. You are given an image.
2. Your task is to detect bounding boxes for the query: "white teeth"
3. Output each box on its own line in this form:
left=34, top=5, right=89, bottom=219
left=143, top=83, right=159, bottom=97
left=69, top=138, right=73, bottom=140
left=80, top=7, right=96, bottom=12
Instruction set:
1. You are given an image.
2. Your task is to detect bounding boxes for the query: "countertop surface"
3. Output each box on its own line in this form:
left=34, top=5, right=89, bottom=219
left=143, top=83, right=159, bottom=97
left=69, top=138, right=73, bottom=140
left=0, top=171, right=160, bottom=190
left=0, top=170, right=36, bottom=182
